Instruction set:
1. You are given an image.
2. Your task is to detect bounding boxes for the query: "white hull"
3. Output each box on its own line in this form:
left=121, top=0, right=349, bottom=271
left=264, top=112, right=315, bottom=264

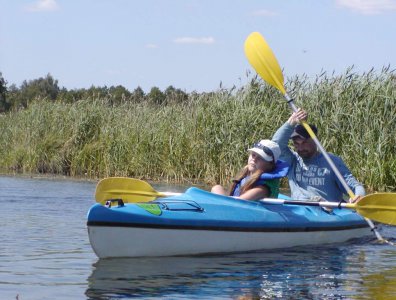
left=88, top=225, right=371, bottom=258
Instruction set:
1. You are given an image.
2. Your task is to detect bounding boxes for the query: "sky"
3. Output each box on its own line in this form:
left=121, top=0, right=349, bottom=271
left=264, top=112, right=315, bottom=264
left=1, top=0, right=396, bottom=93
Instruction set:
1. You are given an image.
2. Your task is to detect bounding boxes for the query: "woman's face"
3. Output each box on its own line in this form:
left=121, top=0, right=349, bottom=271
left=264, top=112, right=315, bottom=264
left=247, top=152, right=272, bottom=173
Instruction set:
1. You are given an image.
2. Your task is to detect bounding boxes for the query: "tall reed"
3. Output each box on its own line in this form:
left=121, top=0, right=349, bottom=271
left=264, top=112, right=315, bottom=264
left=0, top=68, right=395, bottom=192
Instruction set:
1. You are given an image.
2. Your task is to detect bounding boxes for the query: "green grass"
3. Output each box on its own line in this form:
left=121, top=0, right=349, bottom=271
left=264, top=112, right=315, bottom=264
left=0, top=67, right=395, bottom=192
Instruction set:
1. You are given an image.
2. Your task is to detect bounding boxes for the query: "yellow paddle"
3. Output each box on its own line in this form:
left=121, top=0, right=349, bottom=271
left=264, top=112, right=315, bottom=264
left=95, top=177, right=396, bottom=226
left=244, top=32, right=396, bottom=239
left=95, top=177, right=178, bottom=205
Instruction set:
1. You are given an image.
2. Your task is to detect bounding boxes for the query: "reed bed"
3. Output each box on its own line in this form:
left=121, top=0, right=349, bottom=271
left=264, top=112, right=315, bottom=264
left=0, top=68, right=395, bottom=191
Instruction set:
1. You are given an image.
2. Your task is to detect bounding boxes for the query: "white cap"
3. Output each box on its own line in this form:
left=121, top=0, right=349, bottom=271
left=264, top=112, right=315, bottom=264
left=248, top=139, right=281, bottom=162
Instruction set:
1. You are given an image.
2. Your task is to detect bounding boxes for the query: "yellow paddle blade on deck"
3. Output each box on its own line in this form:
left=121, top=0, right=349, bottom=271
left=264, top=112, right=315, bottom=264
left=95, top=177, right=165, bottom=204
left=244, top=32, right=286, bottom=95
left=351, top=193, right=396, bottom=226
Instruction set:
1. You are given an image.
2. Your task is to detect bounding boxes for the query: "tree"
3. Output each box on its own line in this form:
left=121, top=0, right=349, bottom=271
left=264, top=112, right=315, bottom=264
left=164, top=85, right=188, bottom=104
left=8, top=73, right=60, bottom=108
left=108, top=85, right=131, bottom=105
left=131, top=86, right=145, bottom=103
left=147, top=86, right=165, bottom=105
left=0, top=72, right=10, bottom=112
left=84, top=85, right=109, bottom=99
left=23, top=73, right=60, bottom=100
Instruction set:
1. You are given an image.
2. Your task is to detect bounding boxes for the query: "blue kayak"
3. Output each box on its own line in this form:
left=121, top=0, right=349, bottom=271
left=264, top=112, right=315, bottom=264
left=87, top=187, right=371, bottom=258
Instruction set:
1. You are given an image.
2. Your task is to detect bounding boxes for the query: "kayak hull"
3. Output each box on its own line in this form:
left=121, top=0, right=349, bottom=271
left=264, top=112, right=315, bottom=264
left=88, top=225, right=369, bottom=258
left=87, top=187, right=371, bottom=258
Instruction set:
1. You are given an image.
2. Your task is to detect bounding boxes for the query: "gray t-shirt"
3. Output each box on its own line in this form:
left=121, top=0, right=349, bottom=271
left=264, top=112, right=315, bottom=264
left=272, top=122, right=365, bottom=201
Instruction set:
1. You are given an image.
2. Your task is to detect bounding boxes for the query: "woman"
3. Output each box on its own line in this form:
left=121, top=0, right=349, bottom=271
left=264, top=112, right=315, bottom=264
left=211, top=139, right=288, bottom=201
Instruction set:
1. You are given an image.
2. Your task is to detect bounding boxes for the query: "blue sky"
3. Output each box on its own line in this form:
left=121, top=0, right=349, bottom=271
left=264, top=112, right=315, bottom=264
left=1, top=0, right=395, bottom=93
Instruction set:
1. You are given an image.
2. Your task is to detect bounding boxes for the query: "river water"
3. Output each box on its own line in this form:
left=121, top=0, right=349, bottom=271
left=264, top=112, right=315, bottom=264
left=1, top=175, right=396, bottom=299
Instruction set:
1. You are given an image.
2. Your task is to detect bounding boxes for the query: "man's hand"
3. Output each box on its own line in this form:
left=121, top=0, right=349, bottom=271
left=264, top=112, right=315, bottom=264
left=350, top=195, right=363, bottom=203
left=288, top=108, right=308, bottom=126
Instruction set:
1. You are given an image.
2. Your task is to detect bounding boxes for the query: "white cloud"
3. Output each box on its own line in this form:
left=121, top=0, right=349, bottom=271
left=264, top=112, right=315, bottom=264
left=25, top=0, right=59, bottom=12
left=250, top=9, right=278, bottom=17
left=173, top=37, right=215, bottom=44
left=336, top=0, right=396, bottom=14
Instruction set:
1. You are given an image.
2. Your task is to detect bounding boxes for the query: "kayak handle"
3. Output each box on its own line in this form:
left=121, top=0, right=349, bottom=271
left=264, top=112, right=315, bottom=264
left=105, top=199, right=125, bottom=208
left=159, top=200, right=204, bottom=212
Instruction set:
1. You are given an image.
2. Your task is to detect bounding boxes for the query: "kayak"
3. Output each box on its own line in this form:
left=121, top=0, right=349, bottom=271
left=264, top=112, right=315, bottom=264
left=87, top=187, right=371, bottom=258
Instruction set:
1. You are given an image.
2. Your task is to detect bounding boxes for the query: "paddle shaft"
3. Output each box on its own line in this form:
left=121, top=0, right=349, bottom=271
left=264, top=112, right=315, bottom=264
left=261, top=198, right=355, bottom=209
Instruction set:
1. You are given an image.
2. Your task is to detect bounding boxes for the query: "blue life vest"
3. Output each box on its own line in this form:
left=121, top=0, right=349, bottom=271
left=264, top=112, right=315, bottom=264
left=231, top=160, right=289, bottom=198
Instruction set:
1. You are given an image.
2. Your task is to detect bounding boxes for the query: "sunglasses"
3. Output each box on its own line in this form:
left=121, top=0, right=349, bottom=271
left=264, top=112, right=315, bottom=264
left=252, top=142, right=275, bottom=162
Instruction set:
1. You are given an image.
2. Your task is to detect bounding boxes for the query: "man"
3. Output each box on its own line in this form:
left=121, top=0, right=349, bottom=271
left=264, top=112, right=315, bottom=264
left=272, top=109, right=364, bottom=203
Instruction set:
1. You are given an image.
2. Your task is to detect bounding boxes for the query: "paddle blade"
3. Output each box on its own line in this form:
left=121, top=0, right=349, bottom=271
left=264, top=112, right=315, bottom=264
left=95, top=177, right=162, bottom=204
left=244, top=32, right=286, bottom=95
left=355, top=193, right=396, bottom=226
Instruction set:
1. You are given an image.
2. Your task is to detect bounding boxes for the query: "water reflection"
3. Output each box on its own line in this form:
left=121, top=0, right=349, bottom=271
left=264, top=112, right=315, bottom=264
left=350, top=248, right=396, bottom=300
left=86, top=245, right=368, bottom=299
left=360, top=266, right=396, bottom=299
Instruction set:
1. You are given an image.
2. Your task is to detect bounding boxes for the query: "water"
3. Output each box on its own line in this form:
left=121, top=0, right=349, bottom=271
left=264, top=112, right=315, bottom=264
left=1, top=175, right=396, bottom=299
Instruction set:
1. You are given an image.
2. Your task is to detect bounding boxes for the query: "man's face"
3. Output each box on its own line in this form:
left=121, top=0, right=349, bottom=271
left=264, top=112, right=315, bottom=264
left=292, top=137, right=317, bottom=159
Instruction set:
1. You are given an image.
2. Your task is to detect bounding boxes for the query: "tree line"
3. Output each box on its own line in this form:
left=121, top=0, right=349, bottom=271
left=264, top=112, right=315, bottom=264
left=0, top=72, right=190, bottom=112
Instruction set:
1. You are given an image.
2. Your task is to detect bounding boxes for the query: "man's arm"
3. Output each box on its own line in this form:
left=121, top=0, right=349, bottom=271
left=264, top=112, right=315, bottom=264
left=272, top=121, right=295, bottom=164
left=332, top=155, right=366, bottom=199
left=273, top=109, right=308, bottom=162
left=345, top=173, right=366, bottom=197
